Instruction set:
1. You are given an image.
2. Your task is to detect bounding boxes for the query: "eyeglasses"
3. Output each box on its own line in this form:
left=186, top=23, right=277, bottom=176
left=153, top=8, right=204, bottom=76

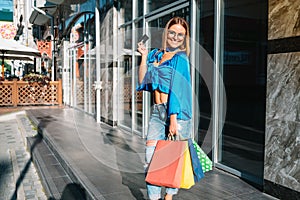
left=167, top=30, right=186, bottom=40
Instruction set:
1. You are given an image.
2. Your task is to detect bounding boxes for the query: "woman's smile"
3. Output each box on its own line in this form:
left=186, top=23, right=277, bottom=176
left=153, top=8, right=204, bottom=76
left=166, top=24, right=186, bottom=49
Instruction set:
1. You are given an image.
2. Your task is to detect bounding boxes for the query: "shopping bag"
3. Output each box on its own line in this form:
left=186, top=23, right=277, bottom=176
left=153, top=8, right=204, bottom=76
left=180, top=144, right=195, bottom=189
left=192, top=140, right=213, bottom=173
left=188, top=139, right=204, bottom=182
left=145, top=140, right=187, bottom=188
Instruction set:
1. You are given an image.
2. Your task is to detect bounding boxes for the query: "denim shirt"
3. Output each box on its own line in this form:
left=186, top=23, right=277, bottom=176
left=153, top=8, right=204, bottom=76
left=136, top=48, right=192, bottom=120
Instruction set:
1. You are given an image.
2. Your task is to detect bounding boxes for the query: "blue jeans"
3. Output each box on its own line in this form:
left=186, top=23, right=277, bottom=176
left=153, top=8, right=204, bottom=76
left=145, top=103, right=192, bottom=200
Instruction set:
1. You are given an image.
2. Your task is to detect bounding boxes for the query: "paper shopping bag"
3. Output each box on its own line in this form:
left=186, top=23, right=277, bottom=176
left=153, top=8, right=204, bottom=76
left=192, top=140, right=213, bottom=173
left=188, top=139, right=204, bottom=182
left=145, top=140, right=186, bottom=188
left=180, top=144, right=195, bottom=189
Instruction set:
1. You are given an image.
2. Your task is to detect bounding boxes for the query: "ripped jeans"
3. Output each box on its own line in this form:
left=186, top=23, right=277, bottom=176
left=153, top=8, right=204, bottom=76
left=145, top=103, right=192, bottom=200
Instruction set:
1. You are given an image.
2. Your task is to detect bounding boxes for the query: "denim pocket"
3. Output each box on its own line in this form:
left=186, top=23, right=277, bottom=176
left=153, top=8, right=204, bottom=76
left=157, top=104, right=167, bottom=121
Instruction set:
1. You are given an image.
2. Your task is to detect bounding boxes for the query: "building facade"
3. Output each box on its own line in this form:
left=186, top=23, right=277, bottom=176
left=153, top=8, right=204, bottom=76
left=28, top=0, right=299, bottom=199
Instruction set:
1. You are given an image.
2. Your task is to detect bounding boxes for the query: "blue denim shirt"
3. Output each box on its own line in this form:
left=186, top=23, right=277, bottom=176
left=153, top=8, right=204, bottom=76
left=137, top=49, right=192, bottom=120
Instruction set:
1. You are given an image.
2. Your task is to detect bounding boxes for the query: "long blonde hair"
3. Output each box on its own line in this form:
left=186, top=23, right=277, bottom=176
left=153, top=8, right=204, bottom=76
left=162, top=17, right=190, bottom=56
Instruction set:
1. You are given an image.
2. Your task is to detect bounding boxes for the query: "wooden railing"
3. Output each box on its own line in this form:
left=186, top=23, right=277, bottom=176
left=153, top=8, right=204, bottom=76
left=0, top=79, right=62, bottom=107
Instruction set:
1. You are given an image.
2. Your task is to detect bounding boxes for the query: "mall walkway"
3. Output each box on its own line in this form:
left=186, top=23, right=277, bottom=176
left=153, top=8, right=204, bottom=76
left=21, top=107, right=277, bottom=200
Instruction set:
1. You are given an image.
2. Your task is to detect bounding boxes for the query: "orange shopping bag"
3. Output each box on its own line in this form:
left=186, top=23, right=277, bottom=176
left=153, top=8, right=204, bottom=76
left=145, top=140, right=187, bottom=188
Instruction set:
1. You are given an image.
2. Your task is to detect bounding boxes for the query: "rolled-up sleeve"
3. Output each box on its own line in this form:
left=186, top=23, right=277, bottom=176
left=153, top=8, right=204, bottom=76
left=136, top=49, right=160, bottom=91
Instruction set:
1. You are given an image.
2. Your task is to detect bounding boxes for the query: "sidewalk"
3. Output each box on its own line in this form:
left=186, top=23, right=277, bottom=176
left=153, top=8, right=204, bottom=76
left=0, top=110, right=47, bottom=200
left=21, top=107, right=278, bottom=200
left=0, top=107, right=275, bottom=200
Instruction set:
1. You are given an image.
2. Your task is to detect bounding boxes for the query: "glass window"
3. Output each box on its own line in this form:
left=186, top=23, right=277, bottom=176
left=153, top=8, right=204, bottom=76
left=86, top=14, right=96, bottom=114
left=134, top=20, right=144, bottom=133
left=119, top=55, right=133, bottom=128
left=119, top=25, right=133, bottom=129
left=75, top=45, right=84, bottom=111
left=124, top=25, right=132, bottom=49
left=119, top=0, right=132, bottom=23
left=219, top=0, right=268, bottom=187
left=137, top=0, right=144, bottom=17
left=68, top=13, right=96, bottom=114
left=194, top=0, right=214, bottom=158
left=147, top=0, right=183, bottom=13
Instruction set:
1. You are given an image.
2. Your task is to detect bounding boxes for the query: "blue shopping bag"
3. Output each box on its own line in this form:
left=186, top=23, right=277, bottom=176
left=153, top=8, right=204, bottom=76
left=188, top=139, right=204, bottom=182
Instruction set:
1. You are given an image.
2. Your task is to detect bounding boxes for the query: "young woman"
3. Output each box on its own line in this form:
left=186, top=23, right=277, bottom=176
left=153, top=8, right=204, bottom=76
left=137, top=17, right=192, bottom=200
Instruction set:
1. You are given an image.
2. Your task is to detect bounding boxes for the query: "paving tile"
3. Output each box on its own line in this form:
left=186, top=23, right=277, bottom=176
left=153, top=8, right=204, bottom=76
left=0, top=117, right=47, bottom=200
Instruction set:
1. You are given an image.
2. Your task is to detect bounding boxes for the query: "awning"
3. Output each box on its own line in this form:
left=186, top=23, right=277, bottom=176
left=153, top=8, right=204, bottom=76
left=0, top=38, right=41, bottom=57
left=2, top=55, right=34, bottom=61
left=29, top=6, right=57, bottom=26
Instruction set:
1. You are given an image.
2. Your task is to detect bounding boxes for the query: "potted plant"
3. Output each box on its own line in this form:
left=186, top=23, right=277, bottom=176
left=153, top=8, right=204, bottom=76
left=22, top=73, right=51, bottom=86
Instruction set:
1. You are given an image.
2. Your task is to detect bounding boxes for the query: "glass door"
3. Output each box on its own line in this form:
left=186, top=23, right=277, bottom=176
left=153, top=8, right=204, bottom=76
left=118, top=25, right=133, bottom=130
left=193, top=0, right=215, bottom=158
left=214, top=0, right=268, bottom=188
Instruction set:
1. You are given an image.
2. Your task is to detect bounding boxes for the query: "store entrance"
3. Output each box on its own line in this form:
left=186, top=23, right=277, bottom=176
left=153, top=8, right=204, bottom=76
left=195, top=0, right=267, bottom=189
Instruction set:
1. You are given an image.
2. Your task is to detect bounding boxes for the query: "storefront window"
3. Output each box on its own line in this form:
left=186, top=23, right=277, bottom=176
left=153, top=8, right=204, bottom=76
left=68, top=12, right=96, bottom=114
left=119, top=25, right=133, bottom=129
left=218, top=0, right=267, bottom=187
left=119, top=0, right=132, bottom=23
left=75, top=45, right=85, bottom=111
left=134, top=20, right=144, bottom=133
left=120, top=55, right=133, bottom=128
left=86, top=15, right=96, bottom=114
left=194, top=0, right=214, bottom=159
left=137, top=0, right=144, bottom=17
left=147, top=0, right=185, bottom=13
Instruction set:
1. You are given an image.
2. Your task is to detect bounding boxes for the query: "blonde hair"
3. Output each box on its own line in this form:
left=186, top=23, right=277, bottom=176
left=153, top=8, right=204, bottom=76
left=162, top=17, right=190, bottom=56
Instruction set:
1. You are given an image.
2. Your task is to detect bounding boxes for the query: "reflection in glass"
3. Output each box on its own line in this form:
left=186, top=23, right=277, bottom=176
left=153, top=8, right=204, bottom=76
left=119, top=0, right=132, bottom=23
left=194, top=0, right=214, bottom=158
left=134, top=20, right=144, bottom=133
left=119, top=26, right=133, bottom=129
left=75, top=45, right=85, bottom=111
left=68, top=13, right=95, bottom=114
left=220, top=0, right=267, bottom=188
left=87, top=48, right=96, bottom=114
left=137, top=0, right=144, bottom=17
left=120, top=55, right=133, bottom=128
left=147, top=0, right=185, bottom=13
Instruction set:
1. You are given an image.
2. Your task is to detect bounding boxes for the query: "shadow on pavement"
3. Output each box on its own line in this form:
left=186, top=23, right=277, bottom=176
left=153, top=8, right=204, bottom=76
left=106, top=131, right=146, bottom=200
left=10, top=134, right=43, bottom=200
left=0, top=161, right=11, bottom=192
left=48, top=183, right=87, bottom=200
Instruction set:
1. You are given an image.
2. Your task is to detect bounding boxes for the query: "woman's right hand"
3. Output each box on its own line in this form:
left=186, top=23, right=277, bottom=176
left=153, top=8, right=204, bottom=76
left=137, top=42, right=148, bottom=56
left=137, top=42, right=148, bottom=84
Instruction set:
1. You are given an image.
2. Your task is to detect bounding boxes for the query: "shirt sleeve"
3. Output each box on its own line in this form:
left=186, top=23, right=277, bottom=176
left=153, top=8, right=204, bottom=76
left=167, top=53, right=192, bottom=118
left=136, top=49, right=159, bottom=91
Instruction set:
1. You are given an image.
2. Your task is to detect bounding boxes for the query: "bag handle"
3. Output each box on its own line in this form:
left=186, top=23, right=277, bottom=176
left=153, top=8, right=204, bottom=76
left=167, top=134, right=181, bottom=141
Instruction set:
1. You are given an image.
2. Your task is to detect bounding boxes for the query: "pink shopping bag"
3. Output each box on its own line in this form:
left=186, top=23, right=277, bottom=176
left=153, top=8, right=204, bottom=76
left=145, top=140, right=187, bottom=188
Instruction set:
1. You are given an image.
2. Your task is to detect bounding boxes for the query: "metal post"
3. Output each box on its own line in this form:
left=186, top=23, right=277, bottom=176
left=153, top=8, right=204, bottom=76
left=95, top=2, right=101, bottom=123
left=50, top=15, right=55, bottom=81
left=1, top=52, right=4, bottom=80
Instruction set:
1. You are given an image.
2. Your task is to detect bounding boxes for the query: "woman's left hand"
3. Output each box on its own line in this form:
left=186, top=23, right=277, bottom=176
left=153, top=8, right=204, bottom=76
left=169, top=114, right=178, bottom=136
